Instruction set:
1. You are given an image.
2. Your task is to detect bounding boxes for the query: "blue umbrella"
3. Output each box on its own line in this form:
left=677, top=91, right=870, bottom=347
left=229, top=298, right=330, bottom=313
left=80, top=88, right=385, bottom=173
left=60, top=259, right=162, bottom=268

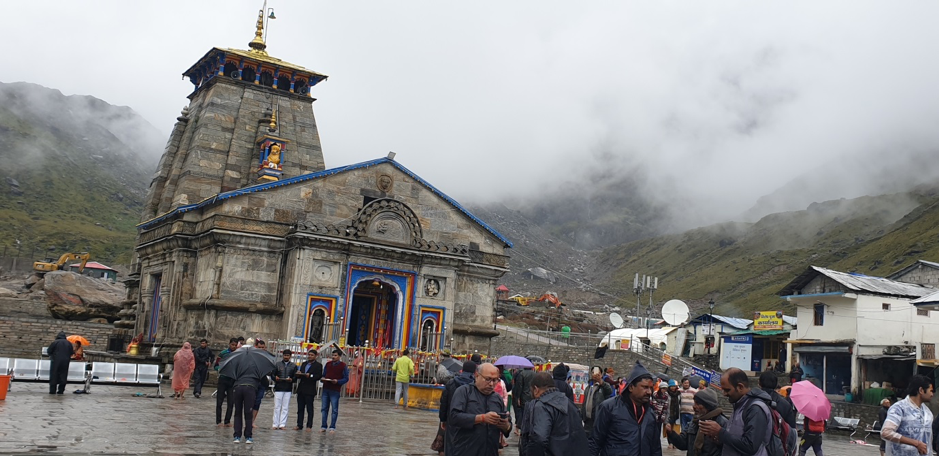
left=494, top=355, right=535, bottom=369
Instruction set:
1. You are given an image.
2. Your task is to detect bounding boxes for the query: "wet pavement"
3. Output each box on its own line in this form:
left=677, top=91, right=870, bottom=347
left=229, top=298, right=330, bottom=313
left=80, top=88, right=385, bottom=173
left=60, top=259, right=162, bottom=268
left=0, top=382, right=884, bottom=456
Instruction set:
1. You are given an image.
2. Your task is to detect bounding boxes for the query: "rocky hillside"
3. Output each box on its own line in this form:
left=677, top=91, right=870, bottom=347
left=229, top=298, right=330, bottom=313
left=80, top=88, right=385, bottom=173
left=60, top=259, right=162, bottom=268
left=0, top=82, right=162, bottom=264
left=589, top=187, right=939, bottom=317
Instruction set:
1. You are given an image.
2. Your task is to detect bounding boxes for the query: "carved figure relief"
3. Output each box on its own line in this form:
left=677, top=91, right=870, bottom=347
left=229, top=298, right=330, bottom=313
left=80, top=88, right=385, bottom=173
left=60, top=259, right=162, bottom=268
left=377, top=174, right=393, bottom=192
left=425, top=278, right=441, bottom=298
left=349, top=198, right=423, bottom=247
left=311, top=261, right=339, bottom=286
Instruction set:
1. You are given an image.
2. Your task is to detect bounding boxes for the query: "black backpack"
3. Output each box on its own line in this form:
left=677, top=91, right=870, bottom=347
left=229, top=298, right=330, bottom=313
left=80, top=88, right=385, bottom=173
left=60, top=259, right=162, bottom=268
left=753, top=398, right=797, bottom=456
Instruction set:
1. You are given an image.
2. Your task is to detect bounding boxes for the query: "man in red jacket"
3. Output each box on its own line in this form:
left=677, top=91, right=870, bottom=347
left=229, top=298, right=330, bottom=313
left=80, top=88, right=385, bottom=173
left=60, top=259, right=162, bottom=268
left=320, top=349, right=349, bottom=432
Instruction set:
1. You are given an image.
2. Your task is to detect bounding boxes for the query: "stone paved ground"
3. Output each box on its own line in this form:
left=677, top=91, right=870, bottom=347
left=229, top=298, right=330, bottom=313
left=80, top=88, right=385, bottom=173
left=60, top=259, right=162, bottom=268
left=0, top=382, right=884, bottom=456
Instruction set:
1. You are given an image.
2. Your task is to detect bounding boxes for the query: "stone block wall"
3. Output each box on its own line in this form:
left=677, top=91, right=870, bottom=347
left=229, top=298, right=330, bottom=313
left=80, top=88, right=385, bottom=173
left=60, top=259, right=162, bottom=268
left=0, top=316, right=116, bottom=359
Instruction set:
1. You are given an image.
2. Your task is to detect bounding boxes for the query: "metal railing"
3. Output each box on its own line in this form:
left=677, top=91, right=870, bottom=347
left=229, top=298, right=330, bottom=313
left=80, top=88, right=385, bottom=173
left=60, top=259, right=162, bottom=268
left=491, top=326, right=600, bottom=348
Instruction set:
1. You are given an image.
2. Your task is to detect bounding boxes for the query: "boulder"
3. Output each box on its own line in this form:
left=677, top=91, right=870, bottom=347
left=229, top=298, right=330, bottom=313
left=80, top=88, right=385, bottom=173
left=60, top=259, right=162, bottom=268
left=25, top=274, right=41, bottom=288
left=0, top=287, right=16, bottom=298
left=29, top=278, right=45, bottom=292
left=44, top=271, right=123, bottom=321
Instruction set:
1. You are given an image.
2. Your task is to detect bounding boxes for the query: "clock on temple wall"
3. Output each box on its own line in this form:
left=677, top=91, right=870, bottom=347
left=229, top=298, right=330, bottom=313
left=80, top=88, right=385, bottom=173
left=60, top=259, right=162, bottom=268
left=315, top=265, right=332, bottom=281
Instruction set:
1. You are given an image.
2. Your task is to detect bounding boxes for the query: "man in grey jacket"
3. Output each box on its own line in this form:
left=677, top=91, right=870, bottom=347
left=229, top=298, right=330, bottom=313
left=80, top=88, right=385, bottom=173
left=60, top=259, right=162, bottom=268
left=699, top=368, right=771, bottom=456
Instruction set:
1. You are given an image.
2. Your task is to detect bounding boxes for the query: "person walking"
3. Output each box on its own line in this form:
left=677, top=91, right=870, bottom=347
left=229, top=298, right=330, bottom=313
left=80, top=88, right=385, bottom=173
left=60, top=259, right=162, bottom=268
left=434, top=361, right=477, bottom=455
left=215, top=338, right=238, bottom=426
left=192, top=338, right=213, bottom=398
left=799, top=416, right=826, bottom=456
left=295, top=349, right=322, bottom=431
left=881, top=375, right=934, bottom=456
left=652, top=381, right=671, bottom=434
left=551, top=363, right=574, bottom=403
left=272, top=349, right=298, bottom=430
left=172, top=342, right=195, bottom=400
left=788, top=363, right=803, bottom=385
left=514, top=366, right=536, bottom=435
left=320, top=349, right=348, bottom=432
left=47, top=331, right=73, bottom=395
left=251, top=339, right=270, bottom=427
left=698, top=368, right=772, bottom=456
left=876, top=398, right=891, bottom=456
left=667, top=379, right=682, bottom=448
left=521, top=371, right=589, bottom=456
left=392, top=348, right=415, bottom=409
left=666, top=387, right=728, bottom=456
left=446, top=363, right=512, bottom=456
left=680, top=377, right=699, bottom=432
left=759, top=371, right=796, bottom=429
left=582, top=366, right=614, bottom=440
left=588, top=361, right=661, bottom=456
left=224, top=338, right=276, bottom=445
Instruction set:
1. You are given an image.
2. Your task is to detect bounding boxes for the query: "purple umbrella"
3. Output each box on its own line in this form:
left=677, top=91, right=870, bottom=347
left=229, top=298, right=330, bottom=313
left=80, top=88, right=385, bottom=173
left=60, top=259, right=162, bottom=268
left=494, top=355, right=535, bottom=369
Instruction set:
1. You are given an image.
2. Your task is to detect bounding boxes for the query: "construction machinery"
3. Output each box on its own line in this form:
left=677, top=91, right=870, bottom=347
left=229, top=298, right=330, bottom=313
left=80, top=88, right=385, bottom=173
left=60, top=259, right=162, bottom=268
left=33, top=252, right=90, bottom=275
left=508, top=292, right=564, bottom=309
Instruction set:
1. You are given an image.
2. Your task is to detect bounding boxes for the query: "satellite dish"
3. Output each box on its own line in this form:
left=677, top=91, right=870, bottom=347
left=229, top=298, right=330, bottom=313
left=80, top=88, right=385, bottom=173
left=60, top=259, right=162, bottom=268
left=661, top=299, right=690, bottom=326
left=610, top=312, right=624, bottom=329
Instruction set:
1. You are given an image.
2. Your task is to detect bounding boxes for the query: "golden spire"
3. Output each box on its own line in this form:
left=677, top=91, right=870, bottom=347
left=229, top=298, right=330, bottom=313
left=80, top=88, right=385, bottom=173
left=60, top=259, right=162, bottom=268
left=269, top=108, right=277, bottom=131
left=248, top=10, right=268, bottom=55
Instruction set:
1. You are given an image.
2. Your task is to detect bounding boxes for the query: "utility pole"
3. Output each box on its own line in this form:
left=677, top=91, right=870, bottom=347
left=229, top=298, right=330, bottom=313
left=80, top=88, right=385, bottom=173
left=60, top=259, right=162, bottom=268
left=646, top=276, right=658, bottom=341
left=633, top=273, right=644, bottom=329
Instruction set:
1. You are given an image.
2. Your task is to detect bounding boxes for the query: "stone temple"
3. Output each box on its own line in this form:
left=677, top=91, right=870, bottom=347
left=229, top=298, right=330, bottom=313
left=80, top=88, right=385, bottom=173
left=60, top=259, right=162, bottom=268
left=119, top=11, right=511, bottom=352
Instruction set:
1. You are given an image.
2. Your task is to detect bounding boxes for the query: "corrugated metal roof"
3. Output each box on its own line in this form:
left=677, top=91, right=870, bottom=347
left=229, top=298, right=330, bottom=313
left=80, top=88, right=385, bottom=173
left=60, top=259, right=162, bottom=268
left=912, top=290, right=939, bottom=305
left=688, top=314, right=751, bottom=330
left=727, top=329, right=791, bottom=336
left=68, top=261, right=116, bottom=271
left=887, top=259, right=939, bottom=280
left=782, top=316, right=797, bottom=326
left=781, top=266, right=934, bottom=298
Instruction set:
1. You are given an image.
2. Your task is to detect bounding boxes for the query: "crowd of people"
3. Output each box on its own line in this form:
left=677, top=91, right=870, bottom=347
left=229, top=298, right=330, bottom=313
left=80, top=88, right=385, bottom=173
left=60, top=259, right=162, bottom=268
left=52, top=331, right=937, bottom=454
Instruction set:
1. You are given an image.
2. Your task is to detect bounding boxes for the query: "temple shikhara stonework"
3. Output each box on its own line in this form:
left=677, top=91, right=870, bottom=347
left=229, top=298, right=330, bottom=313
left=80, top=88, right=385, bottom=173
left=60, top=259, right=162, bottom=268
left=120, top=10, right=511, bottom=352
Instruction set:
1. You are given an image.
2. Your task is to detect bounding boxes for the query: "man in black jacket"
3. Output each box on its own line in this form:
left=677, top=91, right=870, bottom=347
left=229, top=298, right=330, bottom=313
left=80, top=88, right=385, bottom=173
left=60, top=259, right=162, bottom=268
left=666, top=387, right=727, bottom=456
left=588, top=361, right=662, bottom=456
left=514, top=367, right=536, bottom=434
left=522, top=371, right=589, bottom=456
left=192, top=339, right=214, bottom=398
left=699, top=368, right=771, bottom=456
left=295, top=349, right=322, bottom=431
left=47, top=331, right=73, bottom=395
left=446, top=363, right=512, bottom=456
left=582, top=366, right=614, bottom=439
left=759, top=371, right=796, bottom=429
left=552, top=364, right=574, bottom=403
left=271, top=349, right=298, bottom=429
left=435, top=361, right=477, bottom=455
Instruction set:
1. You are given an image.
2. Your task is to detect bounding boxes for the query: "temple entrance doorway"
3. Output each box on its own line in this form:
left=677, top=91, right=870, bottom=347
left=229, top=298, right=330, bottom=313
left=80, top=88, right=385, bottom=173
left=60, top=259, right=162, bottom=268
left=346, top=278, right=398, bottom=348
left=307, top=308, right=326, bottom=344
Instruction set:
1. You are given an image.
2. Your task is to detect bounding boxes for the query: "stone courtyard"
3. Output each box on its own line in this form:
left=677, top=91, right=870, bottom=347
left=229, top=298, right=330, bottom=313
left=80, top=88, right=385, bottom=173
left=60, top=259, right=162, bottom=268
left=0, top=382, right=885, bottom=456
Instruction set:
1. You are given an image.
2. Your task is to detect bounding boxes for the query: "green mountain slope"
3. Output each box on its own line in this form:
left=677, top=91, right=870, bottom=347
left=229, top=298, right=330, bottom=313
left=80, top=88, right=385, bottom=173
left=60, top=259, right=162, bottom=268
left=590, top=188, right=939, bottom=317
left=0, top=82, right=162, bottom=264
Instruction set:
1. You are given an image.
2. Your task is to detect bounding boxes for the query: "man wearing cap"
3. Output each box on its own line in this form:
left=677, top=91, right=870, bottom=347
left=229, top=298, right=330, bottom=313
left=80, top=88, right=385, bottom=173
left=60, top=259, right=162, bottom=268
left=589, top=361, right=662, bottom=456
left=666, top=387, right=727, bottom=456
left=666, top=379, right=682, bottom=448
left=295, top=349, right=322, bottom=430
left=271, top=349, right=297, bottom=430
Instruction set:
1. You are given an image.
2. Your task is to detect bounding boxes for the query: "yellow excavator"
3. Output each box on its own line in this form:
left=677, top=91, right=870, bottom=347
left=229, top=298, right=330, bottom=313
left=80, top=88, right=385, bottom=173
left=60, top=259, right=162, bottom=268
left=33, top=252, right=91, bottom=275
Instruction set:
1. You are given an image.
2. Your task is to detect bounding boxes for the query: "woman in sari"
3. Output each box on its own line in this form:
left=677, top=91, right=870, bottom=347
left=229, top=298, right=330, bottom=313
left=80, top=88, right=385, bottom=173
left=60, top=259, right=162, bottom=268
left=172, top=342, right=196, bottom=400
left=346, top=351, right=364, bottom=396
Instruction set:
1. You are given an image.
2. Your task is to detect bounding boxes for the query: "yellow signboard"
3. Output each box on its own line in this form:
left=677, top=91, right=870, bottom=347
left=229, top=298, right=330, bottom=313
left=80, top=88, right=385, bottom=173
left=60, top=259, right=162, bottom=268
left=753, top=311, right=784, bottom=331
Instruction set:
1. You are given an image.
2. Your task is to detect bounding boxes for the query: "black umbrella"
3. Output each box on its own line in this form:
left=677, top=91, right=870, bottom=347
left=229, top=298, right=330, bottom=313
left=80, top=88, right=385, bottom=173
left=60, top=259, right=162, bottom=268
left=441, top=357, right=462, bottom=374
left=526, top=355, right=547, bottom=364
left=219, top=346, right=277, bottom=382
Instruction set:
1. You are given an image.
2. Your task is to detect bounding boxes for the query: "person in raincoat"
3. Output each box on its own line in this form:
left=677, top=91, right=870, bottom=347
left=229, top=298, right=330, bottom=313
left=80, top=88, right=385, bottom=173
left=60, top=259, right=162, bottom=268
left=172, top=342, right=196, bottom=400
left=47, top=331, right=73, bottom=395
left=552, top=364, right=574, bottom=403
left=582, top=366, right=614, bottom=439
left=433, top=361, right=477, bottom=455
left=588, top=361, right=662, bottom=456
left=666, top=387, right=727, bottom=456
left=521, top=371, right=589, bottom=456
left=446, top=363, right=512, bottom=456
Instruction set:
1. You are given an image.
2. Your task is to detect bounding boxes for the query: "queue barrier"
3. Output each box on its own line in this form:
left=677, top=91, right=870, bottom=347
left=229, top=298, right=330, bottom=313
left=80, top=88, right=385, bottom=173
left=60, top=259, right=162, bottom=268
left=0, top=357, right=163, bottom=396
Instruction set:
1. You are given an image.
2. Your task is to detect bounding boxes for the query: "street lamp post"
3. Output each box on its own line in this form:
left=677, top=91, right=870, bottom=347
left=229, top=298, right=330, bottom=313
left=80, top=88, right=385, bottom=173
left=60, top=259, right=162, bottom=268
left=707, top=298, right=715, bottom=355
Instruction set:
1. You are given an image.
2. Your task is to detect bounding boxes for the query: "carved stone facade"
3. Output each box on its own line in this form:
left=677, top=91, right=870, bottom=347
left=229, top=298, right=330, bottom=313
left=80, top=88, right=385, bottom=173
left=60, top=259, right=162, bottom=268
left=125, top=34, right=511, bottom=352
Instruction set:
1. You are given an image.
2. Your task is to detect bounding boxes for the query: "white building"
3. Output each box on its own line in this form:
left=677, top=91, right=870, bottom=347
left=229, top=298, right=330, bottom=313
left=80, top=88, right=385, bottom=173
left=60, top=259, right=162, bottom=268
left=779, top=265, right=936, bottom=398
left=679, top=314, right=751, bottom=358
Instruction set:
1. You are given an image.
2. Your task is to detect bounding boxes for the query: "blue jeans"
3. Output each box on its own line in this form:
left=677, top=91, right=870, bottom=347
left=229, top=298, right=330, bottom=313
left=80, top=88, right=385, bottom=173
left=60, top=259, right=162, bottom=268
left=680, top=413, right=694, bottom=432
left=321, top=389, right=340, bottom=429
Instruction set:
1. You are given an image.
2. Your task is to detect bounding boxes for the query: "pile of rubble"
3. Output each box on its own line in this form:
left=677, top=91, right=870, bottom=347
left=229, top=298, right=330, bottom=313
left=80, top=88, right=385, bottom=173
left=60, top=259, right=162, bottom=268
left=1, top=271, right=124, bottom=323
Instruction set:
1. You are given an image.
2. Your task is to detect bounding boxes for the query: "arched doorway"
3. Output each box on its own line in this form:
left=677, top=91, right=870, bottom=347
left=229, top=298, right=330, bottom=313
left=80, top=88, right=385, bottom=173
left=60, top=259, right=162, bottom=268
left=419, top=319, right=436, bottom=352
left=346, top=278, right=399, bottom=347
left=308, top=308, right=326, bottom=344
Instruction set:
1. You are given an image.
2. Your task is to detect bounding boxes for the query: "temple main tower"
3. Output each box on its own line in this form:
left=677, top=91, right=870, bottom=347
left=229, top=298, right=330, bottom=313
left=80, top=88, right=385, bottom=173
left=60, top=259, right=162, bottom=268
left=142, top=10, right=328, bottom=219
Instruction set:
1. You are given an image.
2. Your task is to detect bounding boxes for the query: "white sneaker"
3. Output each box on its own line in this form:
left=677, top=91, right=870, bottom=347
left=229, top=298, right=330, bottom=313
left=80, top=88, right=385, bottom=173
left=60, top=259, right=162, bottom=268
left=233, top=438, right=241, bottom=444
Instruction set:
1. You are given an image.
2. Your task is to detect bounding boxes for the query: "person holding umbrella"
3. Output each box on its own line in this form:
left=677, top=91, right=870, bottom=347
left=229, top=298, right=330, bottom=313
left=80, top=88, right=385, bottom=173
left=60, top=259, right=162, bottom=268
left=881, top=375, right=934, bottom=456
left=219, top=337, right=276, bottom=444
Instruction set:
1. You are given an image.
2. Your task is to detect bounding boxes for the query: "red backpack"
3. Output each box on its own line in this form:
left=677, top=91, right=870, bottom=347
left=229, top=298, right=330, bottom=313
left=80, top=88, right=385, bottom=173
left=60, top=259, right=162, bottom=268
left=807, top=418, right=826, bottom=434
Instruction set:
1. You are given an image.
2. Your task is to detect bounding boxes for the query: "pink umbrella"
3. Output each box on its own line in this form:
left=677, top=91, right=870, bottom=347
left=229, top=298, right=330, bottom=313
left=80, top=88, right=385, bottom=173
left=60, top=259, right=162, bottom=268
left=789, top=380, right=831, bottom=421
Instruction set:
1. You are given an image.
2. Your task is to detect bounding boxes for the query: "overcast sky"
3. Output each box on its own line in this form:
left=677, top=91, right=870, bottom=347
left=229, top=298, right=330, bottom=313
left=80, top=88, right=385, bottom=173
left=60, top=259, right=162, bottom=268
left=5, top=1, right=939, bottom=221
